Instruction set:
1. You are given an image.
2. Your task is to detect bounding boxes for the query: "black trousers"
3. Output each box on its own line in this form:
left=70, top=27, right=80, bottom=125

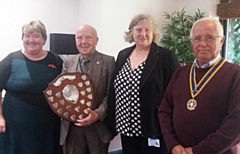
left=120, top=134, right=169, bottom=154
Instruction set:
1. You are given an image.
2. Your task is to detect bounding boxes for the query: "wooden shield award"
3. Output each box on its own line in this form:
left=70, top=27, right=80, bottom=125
left=44, top=72, right=94, bottom=122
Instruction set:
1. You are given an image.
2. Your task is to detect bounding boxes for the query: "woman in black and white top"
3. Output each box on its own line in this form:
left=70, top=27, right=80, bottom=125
left=106, top=14, right=180, bottom=154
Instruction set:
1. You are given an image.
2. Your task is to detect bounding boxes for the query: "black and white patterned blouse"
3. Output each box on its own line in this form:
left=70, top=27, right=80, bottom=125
left=114, top=58, right=145, bottom=137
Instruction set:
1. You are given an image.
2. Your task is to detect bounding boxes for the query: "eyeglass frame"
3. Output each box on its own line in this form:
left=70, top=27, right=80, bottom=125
left=190, top=35, right=222, bottom=43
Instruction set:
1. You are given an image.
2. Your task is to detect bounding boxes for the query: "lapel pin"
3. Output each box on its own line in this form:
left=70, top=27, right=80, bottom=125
left=96, top=61, right=100, bottom=64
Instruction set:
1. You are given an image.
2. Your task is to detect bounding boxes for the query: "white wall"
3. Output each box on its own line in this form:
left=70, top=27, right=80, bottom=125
left=0, top=0, right=219, bottom=60
left=175, top=0, right=218, bottom=17
left=101, top=0, right=176, bottom=57
left=78, top=0, right=219, bottom=59
left=78, top=0, right=103, bottom=51
left=0, top=0, right=219, bottom=152
left=0, top=0, right=79, bottom=60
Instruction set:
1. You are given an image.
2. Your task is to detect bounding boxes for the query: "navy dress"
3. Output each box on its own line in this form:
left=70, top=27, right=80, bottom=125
left=0, top=51, right=63, bottom=154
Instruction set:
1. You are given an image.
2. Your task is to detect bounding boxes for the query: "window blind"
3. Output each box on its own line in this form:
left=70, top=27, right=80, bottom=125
left=217, top=1, right=240, bottom=19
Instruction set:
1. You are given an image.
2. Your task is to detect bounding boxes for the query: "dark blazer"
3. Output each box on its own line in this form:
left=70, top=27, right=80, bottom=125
left=106, top=42, right=180, bottom=138
left=60, top=51, right=115, bottom=144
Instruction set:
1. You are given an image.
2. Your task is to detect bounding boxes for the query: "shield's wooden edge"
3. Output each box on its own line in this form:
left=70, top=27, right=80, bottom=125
left=43, top=72, right=94, bottom=122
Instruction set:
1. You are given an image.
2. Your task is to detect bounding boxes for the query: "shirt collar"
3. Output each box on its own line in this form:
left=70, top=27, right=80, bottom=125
left=80, top=51, right=96, bottom=62
left=193, top=54, right=221, bottom=68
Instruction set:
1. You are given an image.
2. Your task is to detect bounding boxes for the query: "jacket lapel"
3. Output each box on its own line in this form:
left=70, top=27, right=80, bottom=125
left=114, top=43, right=159, bottom=89
left=89, top=51, right=102, bottom=91
left=140, top=43, right=159, bottom=88
left=69, top=54, right=81, bottom=72
left=114, top=46, right=133, bottom=77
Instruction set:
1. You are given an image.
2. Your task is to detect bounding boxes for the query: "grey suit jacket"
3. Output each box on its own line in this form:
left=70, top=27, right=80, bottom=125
left=60, top=51, right=115, bottom=144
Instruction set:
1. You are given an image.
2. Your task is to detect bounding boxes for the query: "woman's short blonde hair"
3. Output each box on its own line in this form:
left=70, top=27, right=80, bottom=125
left=124, top=14, right=160, bottom=43
left=22, top=20, right=47, bottom=42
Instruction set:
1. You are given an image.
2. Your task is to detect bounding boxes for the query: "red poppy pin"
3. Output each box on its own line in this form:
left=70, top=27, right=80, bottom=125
left=48, top=64, right=56, bottom=69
